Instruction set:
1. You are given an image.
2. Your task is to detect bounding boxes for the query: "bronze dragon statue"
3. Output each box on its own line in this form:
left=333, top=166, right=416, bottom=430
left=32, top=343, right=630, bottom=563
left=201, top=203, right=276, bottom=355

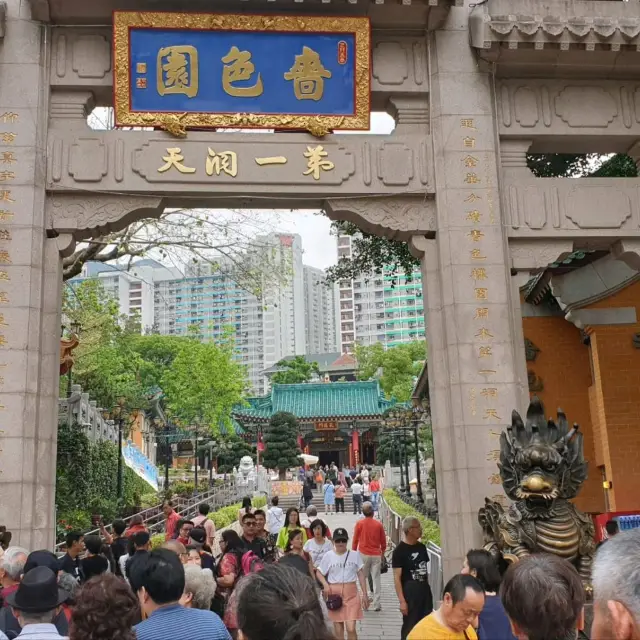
left=479, top=397, right=595, bottom=585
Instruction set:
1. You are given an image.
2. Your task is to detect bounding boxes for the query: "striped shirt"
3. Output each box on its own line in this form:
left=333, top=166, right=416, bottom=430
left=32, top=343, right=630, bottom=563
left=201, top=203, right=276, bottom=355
left=134, top=604, right=231, bottom=640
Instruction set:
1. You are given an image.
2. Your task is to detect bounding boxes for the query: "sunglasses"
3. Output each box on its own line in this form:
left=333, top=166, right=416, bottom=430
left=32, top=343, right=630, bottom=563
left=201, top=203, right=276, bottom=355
left=334, top=539, right=348, bottom=543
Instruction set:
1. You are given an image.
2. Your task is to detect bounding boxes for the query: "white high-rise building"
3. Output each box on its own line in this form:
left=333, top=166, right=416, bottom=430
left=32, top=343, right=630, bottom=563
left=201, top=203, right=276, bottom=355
left=336, top=234, right=426, bottom=353
left=71, top=233, right=337, bottom=394
left=303, top=265, right=340, bottom=354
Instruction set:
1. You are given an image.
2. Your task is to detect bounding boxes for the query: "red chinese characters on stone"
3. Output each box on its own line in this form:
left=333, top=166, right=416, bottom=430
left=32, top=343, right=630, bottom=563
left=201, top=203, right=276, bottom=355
left=338, top=41, right=348, bottom=65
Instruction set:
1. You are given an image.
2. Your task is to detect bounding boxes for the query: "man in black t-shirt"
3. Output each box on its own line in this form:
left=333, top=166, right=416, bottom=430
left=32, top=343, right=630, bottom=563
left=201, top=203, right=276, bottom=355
left=392, top=516, right=433, bottom=640
left=108, top=519, right=129, bottom=577
left=241, top=513, right=267, bottom=559
left=58, top=530, right=85, bottom=582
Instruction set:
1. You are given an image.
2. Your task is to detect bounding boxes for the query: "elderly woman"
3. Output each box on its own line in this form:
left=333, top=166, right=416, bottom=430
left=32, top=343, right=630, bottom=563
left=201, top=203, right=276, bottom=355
left=180, top=565, right=217, bottom=611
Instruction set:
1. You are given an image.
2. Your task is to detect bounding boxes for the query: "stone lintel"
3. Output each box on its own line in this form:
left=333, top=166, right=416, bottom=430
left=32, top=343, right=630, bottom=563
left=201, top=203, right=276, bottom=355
left=46, top=129, right=434, bottom=203
left=565, top=307, right=638, bottom=330
left=508, top=239, right=575, bottom=272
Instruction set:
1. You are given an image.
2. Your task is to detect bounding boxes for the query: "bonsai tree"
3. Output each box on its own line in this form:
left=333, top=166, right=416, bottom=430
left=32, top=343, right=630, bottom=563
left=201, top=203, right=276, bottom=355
left=263, top=411, right=301, bottom=480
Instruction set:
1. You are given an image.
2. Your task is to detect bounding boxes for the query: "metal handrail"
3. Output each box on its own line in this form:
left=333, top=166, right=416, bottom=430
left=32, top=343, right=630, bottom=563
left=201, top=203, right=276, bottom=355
left=54, top=479, right=240, bottom=551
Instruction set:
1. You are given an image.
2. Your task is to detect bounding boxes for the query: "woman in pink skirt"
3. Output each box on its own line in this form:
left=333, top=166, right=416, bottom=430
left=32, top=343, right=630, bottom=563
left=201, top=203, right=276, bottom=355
left=316, top=527, right=369, bottom=640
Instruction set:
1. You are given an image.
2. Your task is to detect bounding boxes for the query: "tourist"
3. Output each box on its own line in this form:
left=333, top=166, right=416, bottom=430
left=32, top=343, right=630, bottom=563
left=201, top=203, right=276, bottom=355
left=301, top=506, right=332, bottom=540
left=323, top=478, right=335, bottom=515
left=59, top=531, right=85, bottom=582
left=352, top=501, right=386, bottom=612
left=316, top=527, right=368, bottom=640
left=5, top=566, right=69, bottom=640
left=304, top=519, right=334, bottom=569
left=351, top=477, right=363, bottom=515
left=461, top=549, right=514, bottom=640
left=0, top=547, right=27, bottom=607
left=276, top=508, right=307, bottom=552
left=192, top=503, right=216, bottom=548
left=130, top=549, right=230, bottom=640
left=214, top=530, right=246, bottom=635
left=369, top=476, right=381, bottom=512
left=162, top=500, right=181, bottom=542
left=279, top=530, right=315, bottom=579
left=254, top=509, right=277, bottom=563
left=175, top=519, right=194, bottom=545
left=161, top=540, right=188, bottom=564
left=69, top=573, right=139, bottom=640
left=240, top=513, right=267, bottom=559
left=597, top=519, right=619, bottom=549
left=362, top=478, right=371, bottom=504
left=392, top=516, right=433, bottom=640
left=0, top=550, right=70, bottom=637
left=80, top=535, right=109, bottom=582
left=361, top=466, right=370, bottom=483
left=328, top=464, right=338, bottom=484
left=124, top=531, right=151, bottom=581
left=593, top=528, right=640, bottom=640
left=107, top=519, right=128, bottom=576
left=181, top=565, right=217, bottom=611
left=408, top=574, right=483, bottom=640
left=188, top=528, right=215, bottom=570
left=349, top=468, right=357, bottom=482
left=237, top=496, right=253, bottom=525
left=123, top=514, right=147, bottom=539
left=500, top=554, right=584, bottom=640
left=335, top=483, right=346, bottom=513
left=237, top=564, right=335, bottom=640
left=315, top=467, right=325, bottom=492
left=266, top=496, right=285, bottom=537
left=303, top=480, right=314, bottom=509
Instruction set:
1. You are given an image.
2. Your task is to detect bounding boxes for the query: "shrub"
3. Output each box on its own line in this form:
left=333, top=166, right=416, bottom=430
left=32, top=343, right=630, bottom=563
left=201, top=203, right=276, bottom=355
left=150, top=533, right=165, bottom=550
left=208, top=496, right=267, bottom=530
left=383, top=489, right=441, bottom=546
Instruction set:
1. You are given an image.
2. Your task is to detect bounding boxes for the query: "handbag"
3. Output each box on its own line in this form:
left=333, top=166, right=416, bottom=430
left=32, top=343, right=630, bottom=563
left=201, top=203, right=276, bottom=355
left=325, top=551, right=350, bottom=611
left=380, top=554, right=389, bottom=574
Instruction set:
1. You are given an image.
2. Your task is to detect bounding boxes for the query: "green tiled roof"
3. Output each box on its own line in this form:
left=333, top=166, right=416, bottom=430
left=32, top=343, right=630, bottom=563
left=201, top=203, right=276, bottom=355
left=233, top=381, right=396, bottom=422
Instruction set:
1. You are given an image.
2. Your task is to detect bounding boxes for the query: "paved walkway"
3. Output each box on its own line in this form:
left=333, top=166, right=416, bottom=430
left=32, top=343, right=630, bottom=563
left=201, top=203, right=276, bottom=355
left=321, top=509, right=403, bottom=640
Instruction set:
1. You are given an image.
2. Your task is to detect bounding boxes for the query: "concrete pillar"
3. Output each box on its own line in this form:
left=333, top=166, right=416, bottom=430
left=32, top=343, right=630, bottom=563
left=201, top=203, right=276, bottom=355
left=421, top=3, right=524, bottom=579
left=0, top=0, right=60, bottom=549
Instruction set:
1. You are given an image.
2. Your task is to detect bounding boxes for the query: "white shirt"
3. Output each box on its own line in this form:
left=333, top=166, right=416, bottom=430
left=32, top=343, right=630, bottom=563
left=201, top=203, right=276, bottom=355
left=318, top=549, right=363, bottom=584
left=361, top=469, right=369, bottom=482
left=363, top=482, right=371, bottom=496
left=16, top=624, right=67, bottom=639
left=266, top=506, right=285, bottom=535
left=304, top=537, right=334, bottom=567
left=351, top=482, right=363, bottom=496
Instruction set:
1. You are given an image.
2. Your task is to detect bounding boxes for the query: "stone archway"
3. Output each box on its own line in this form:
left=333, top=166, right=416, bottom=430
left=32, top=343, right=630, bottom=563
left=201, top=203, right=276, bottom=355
left=4, top=0, right=640, bottom=575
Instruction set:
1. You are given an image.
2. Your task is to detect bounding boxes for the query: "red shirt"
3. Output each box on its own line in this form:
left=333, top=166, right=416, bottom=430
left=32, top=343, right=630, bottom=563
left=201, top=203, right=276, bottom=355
left=352, top=517, right=386, bottom=556
left=0, top=584, right=18, bottom=607
left=165, top=510, right=180, bottom=541
left=124, top=523, right=148, bottom=538
left=370, top=480, right=380, bottom=492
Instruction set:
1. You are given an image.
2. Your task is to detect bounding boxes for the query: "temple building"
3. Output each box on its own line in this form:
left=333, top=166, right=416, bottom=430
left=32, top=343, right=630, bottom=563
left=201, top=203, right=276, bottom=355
left=233, top=380, right=398, bottom=468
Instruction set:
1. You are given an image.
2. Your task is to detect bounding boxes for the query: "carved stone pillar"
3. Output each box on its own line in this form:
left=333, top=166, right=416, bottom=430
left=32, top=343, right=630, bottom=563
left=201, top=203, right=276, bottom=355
left=0, top=0, right=61, bottom=548
left=425, top=5, right=526, bottom=580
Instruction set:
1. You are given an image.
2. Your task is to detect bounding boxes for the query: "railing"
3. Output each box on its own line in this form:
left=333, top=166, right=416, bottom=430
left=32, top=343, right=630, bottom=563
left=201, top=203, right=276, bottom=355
left=379, top=493, right=443, bottom=601
left=54, top=479, right=242, bottom=552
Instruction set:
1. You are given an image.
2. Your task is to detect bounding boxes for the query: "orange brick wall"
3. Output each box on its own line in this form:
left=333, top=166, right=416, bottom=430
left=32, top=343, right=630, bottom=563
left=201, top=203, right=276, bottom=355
left=522, top=314, right=605, bottom=514
left=582, top=281, right=640, bottom=512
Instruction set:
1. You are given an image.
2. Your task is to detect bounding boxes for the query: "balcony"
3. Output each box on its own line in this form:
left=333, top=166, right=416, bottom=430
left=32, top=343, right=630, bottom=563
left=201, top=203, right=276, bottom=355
left=469, top=0, right=640, bottom=76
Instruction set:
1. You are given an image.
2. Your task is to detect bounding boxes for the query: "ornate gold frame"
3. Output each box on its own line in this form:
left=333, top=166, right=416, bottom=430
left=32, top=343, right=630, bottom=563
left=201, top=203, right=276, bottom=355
left=113, top=12, right=371, bottom=137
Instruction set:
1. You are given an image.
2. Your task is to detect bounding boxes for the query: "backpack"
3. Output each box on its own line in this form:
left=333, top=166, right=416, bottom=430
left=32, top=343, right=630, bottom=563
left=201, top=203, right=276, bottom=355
left=241, top=550, right=264, bottom=575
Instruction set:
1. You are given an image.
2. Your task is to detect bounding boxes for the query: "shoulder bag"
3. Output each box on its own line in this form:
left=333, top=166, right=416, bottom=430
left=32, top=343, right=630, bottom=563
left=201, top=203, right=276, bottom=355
left=326, top=551, right=350, bottom=611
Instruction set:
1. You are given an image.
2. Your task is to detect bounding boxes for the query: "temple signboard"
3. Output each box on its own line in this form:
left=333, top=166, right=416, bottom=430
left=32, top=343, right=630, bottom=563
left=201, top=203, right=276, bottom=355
left=113, top=12, right=371, bottom=136
left=316, top=421, right=338, bottom=431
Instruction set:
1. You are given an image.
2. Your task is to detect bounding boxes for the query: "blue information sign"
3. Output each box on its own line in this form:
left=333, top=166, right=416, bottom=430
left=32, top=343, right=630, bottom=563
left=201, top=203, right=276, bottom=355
left=114, top=13, right=371, bottom=135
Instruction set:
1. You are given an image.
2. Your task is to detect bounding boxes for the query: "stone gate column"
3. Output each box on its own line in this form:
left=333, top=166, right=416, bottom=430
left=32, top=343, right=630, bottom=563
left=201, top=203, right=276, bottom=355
left=0, top=1, right=60, bottom=549
left=420, top=3, right=527, bottom=579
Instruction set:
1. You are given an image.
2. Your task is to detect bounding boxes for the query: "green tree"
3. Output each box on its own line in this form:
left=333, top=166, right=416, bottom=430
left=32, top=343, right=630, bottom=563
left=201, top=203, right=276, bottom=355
left=262, top=412, right=301, bottom=480
left=355, top=341, right=426, bottom=402
left=160, top=337, right=247, bottom=433
left=271, top=356, right=320, bottom=385
left=326, top=154, right=638, bottom=284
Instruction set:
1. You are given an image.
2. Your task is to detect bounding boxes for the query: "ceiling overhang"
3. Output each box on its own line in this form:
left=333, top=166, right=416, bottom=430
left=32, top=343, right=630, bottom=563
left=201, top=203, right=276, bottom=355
left=470, top=0, right=640, bottom=77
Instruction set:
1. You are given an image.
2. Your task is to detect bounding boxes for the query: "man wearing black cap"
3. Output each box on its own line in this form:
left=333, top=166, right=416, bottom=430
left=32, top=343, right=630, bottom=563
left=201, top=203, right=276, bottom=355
left=187, top=528, right=215, bottom=571
left=0, top=552, right=70, bottom=638
left=5, top=566, right=69, bottom=639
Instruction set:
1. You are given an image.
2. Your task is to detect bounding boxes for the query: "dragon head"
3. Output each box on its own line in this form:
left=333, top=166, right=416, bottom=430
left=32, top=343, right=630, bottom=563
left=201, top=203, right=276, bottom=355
left=498, top=397, right=588, bottom=517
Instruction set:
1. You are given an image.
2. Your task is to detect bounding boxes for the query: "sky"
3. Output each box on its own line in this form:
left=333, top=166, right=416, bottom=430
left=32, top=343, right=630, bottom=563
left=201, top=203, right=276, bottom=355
left=258, top=112, right=395, bottom=270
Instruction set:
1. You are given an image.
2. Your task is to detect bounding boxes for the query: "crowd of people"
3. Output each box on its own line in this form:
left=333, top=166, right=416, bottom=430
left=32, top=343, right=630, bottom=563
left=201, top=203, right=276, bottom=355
left=0, top=477, right=637, bottom=640
left=309, top=463, right=381, bottom=515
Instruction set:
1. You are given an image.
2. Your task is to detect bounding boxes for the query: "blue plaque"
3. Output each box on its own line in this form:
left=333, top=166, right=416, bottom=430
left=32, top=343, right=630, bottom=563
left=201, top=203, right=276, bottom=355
left=114, top=12, right=371, bottom=136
